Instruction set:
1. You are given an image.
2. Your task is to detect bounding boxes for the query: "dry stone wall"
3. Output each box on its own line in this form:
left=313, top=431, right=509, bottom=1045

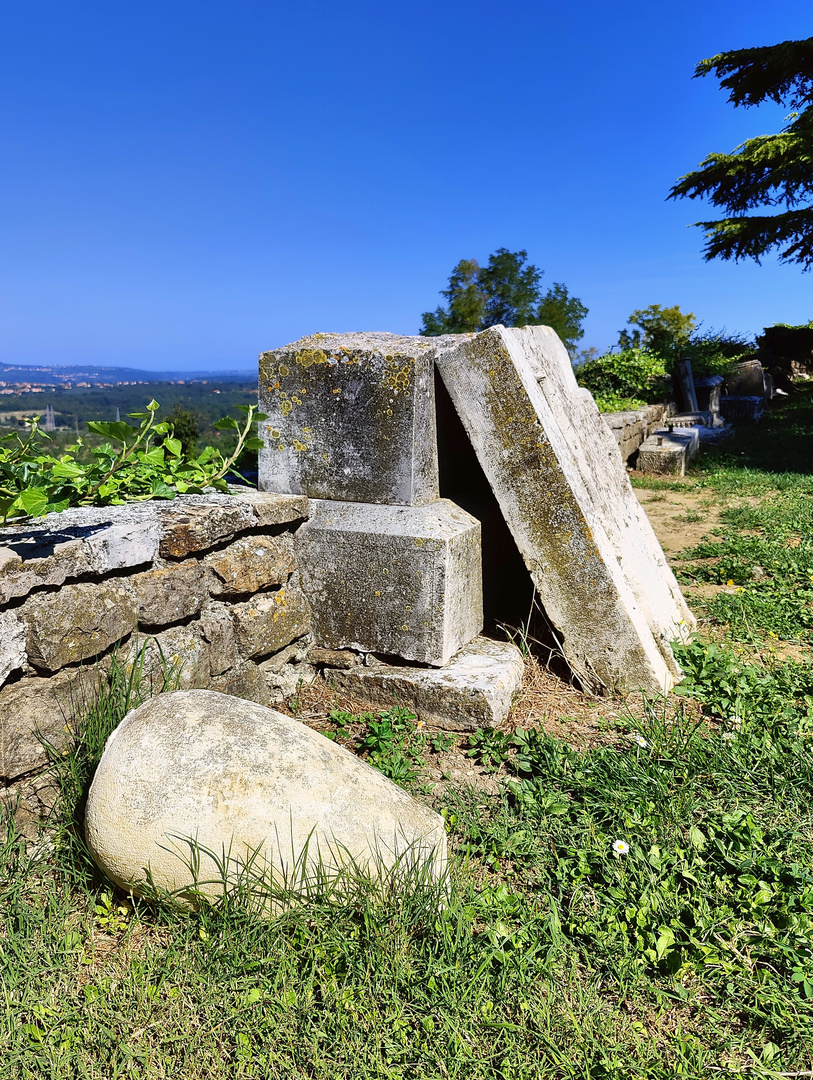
left=0, top=489, right=319, bottom=785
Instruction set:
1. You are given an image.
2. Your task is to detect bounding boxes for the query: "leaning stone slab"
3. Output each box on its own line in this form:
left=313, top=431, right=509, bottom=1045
left=326, top=636, right=524, bottom=732
left=433, top=325, right=694, bottom=694
left=296, top=499, right=483, bottom=667
left=85, top=690, right=447, bottom=902
left=258, top=332, right=442, bottom=505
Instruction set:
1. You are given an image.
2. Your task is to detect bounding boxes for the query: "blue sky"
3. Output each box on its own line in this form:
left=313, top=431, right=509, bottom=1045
left=1, top=1, right=810, bottom=372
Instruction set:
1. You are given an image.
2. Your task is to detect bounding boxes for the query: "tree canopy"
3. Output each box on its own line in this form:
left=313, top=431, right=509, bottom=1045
left=618, top=304, right=697, bottom=357
left=669, top=36, right=813, bottom=268
left=420, top=248, right=588, bottom=355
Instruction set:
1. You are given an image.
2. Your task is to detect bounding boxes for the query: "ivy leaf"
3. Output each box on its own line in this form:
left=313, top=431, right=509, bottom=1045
left=139, top=447, right=165, bottom=466
left=87, top=421, right=136, bottom=442
left=15, top=488, right=50, bottom=517
left=215, top=416, right=239, bottom=431
left=164, top=437, right=183, bottom=457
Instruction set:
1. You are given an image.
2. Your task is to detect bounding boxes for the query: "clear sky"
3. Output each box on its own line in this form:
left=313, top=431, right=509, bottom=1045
left=1, top=1, right=810, bottom=372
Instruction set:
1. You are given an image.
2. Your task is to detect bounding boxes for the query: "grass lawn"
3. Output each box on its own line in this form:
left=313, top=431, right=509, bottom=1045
left=2, top=390, right=813, bottom=1078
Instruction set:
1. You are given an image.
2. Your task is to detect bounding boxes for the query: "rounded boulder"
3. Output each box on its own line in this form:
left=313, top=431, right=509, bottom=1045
left=85, top=689, right=446, bottom=902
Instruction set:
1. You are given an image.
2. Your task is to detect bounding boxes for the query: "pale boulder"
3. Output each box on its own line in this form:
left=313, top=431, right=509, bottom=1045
left=85, top=690, right=446, bottom=902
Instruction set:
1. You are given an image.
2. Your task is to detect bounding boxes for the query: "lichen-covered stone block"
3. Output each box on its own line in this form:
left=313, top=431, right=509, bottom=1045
left=0, top=611, right=26, bottom=690
left=130, top=562, right=207, bottom=626
left=296, top=499, right=483, bottom=667
left=205, top=535, right=295, bottom=596
left=230, top=585, right=311, bottom=659
left=22, top=582, right=138, bottom=673
left=258, top=332, right=440, bottom=505
left=433, top=325, right=694, bottom=694
left=638, top=429, right=699, bottom=476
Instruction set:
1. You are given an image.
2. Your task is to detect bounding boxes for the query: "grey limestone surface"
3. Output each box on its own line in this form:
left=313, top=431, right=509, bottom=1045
left=637, top=428, right=700, bottom=476
left=296, top=498, right=483, bottom=667
left=433, top=324, right=694, bottom=695
left=326, top=636, right=524, bottom=732
left=85, top=690, right=447, bottom=902
left=258, top=332, right=445, bottom=506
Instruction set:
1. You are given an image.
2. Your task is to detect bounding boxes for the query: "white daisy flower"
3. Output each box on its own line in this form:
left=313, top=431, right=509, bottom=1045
left=729, top=715, right=743, bottom=730
left=721, top=731, right=736, bottom=742
left=633, top=734, right=648, bottom=748
left=612, top=839, right=629, bottom=855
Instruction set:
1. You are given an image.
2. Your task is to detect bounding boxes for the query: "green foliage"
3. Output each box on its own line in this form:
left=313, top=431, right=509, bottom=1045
left=326, top=705, right=430, bottom=786
left=166, top=403, right=201, bottom=458
left=420, top=248, right=588, bottom=355
left=618, top=304, right=697, bottom=358
left=0, top=401, right=266, bottom=523
left=757, top=321, right=813, bottom=371
left=682, top=327, right=754, bottom=377
left=574, top=347, right=669, bottom=411
left=669, top=36, right=813, bottom=266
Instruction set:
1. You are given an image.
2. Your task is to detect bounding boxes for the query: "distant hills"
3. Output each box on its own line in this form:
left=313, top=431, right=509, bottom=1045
left=0, top=363, right=256, bottom=385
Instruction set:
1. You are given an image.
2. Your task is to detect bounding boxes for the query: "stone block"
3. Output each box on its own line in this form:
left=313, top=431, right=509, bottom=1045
left=0, top=663, right=105, bottom=780
left=85, top=690, right=447, bottom=901
left=22, top=582, right=137, bottom=673
left=199, top=603, right=238, bottom=676
left=719, top=395, right=766, bottom=424
left=637, top=429, right=699, bottom=476
left=667, top=411, right=713, bottom=428
left=130, top=561, right=207, bottom=626
left=306, top=646, right=359, bottom=669
left=0, top=611, right=26, bottom=690
left=258, top=657, right=318, bottom=704
left=208, top=660, right=270, bottom=706
left=433, top=325, right=694, bottom=694
left=258, top=332, right=440, bottom=505
left=131, top=624, right=211, bottom=692
left=325, top=636, right=524, bottom=732
left=726, top=359, right=765, bottom=397
left=230, top=584, right=311, bottom=659
left=694, top=375, right=724, bottom=414
left=296, top=499, right=483, bottom=667
left=159, top=503, right=256, bottom=559
left=205, top=534, right=296, bottom=596
left=225, top=487, right=309, bottom=526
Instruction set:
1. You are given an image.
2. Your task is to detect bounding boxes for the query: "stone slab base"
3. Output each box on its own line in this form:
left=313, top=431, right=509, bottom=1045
left=638, top=428, right=700, bottom=476
left=719, top=396, right=766, bottom=424
left=323, top=636, right=524, bottom=732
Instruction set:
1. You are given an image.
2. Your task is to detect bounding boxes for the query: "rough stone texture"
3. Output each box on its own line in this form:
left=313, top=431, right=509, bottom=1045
left=638, top=429, right=699, bottom=476
left=258, top=658, right=318, bottom=703
left=0, top=516, right=159, bottom=605
left=208, top=660, right=270, bottom=706
left=666, top=411, right=713, bottom=429
left=326, top=636, right=524, bottom=732
left=296, top=499, right=483, bottom=667
left=159, top=503, right=257, bottom=559
left=306, top=646, right=359, bottom=669
left=225, top=489, right=308, bottom=526
left=130, top=561, right=207, bottom=626
left=433, top=325, right=694, bottom=694
left=23, top=582, right=137, bottom=673
left=258, top=332, right=443, bottom=506
left=85, top=690, right=447, bottom=900
left=205, top=534, right=295, bottom=596
left=0, top=611, right=26, bottom=689
left=601, top=404, right=667, bottom=462
left=0, top=491, right=308, bottom=606
left=131, top=624, right=212, bottom=692
left=0, top=663, right=105, bottom=779
left=674, top=359, right=700, bottom=413
left=230, top=584, right=311, bottom=659
left=719, top=395, right=766, bottom=424
left=199, top=603, right=238, bottom=676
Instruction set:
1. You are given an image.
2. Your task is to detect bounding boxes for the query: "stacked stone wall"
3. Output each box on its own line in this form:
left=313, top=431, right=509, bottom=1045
left=0, top=489, right=315, bottom=785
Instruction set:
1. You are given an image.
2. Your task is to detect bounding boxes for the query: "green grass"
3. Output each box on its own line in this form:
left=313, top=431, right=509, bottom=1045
left=3, top=392, right=813, bottom=1078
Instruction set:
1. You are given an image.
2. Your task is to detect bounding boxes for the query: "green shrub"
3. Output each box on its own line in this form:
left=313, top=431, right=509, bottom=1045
left=683, top=329, right=754, bottom=378
left=574, top=347, right=669, bottom=412
left=0, top=401, right=265, bottom=523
